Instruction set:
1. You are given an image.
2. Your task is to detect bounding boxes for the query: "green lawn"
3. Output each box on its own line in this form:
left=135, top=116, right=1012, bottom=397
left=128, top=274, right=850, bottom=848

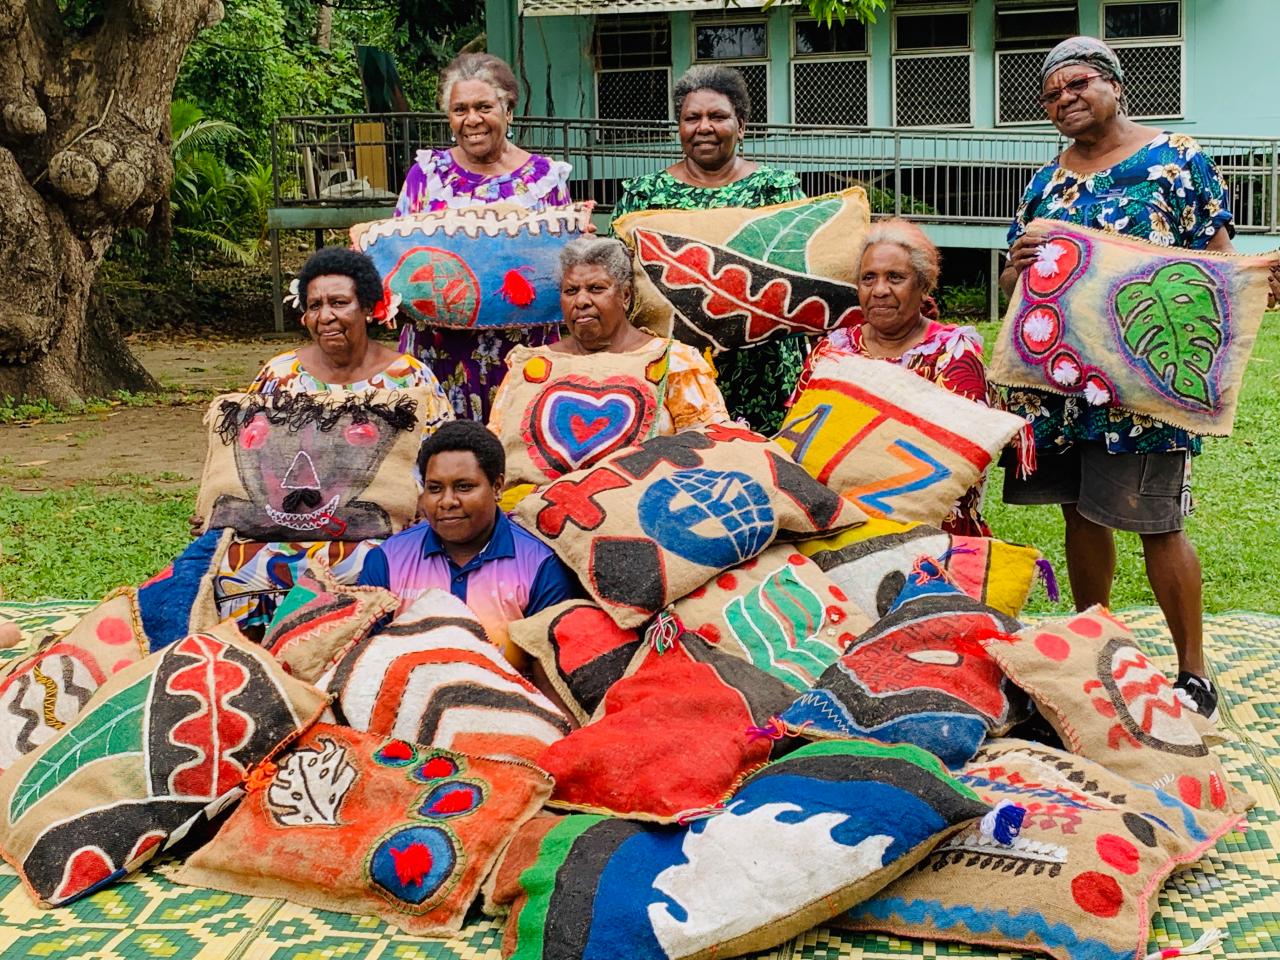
left=2, top=317, right=1278, bottom=613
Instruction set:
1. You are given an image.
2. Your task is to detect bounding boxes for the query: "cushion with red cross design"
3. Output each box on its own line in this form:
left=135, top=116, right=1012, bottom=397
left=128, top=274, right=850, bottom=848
left=512, top=423, right=866, bottom=629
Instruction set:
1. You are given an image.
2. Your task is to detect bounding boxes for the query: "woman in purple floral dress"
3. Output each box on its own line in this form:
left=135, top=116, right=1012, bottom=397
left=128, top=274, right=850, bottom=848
left=394, top=53, right=573, bottom=422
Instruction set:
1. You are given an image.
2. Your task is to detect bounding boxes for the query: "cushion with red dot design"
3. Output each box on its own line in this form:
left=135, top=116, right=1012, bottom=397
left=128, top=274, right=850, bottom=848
left=780, top=557, right=1031, bottom=768
left=842, top=738, right=1246, bottom=960
left=981, top=606, right=1250, bottom=828
left=177, top=723, right=551, bottom=936
left=670, top=544, right=875, bottom=693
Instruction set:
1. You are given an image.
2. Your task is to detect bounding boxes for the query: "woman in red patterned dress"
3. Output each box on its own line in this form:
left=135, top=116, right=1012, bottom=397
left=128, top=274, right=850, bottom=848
left=792, top=219, right=993, bottom=536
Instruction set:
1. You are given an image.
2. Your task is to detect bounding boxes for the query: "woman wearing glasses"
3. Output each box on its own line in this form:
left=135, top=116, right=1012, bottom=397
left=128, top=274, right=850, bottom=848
left=998, top=37, right=1239, bottom=723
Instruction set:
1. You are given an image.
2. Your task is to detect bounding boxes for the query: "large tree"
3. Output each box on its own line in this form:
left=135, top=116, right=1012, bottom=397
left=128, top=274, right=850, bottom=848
left=0, top=0, right=224, bottom=402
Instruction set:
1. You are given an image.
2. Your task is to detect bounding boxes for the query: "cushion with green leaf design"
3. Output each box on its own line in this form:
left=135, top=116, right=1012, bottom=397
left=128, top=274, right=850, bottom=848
left=0, top=621, right=326, bottom=907
left=988, top=219, right=1278, bottom=436
left=612, top=188, right=871, bottom=352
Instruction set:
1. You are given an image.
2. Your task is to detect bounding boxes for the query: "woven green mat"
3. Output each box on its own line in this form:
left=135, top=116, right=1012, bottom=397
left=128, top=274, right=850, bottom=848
left=0, top=604, right=1275, bottom=960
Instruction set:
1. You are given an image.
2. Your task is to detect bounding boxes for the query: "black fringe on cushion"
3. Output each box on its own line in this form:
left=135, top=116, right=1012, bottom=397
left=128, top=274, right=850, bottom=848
left=213, top=392, right=419, bottom=444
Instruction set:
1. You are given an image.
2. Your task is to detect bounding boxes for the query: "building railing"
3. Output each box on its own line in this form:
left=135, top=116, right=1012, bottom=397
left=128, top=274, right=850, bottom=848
left=271, top=113, right=1280, bottom=233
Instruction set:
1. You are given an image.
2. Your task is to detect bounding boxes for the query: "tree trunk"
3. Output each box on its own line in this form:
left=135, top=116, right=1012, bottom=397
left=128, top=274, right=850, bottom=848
left=0, top=0, right=224, bottom=403
left=313, top=0, right=332, bottom=49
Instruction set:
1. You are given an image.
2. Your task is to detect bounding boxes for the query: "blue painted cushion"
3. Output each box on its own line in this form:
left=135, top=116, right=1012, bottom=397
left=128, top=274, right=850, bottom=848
left=137, top=529, right=228, bottom=651
left=781, top=557, right=1030, bottom=768
left=487, top=738, right=989, bottom=960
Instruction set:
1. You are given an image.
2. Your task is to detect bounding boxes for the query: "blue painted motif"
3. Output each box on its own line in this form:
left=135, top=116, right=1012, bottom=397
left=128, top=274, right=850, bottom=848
left=368, top=825, right=457, bottom=905
left=858, top=440, right=951, bottom=517
left=418, top=781, right=484, bottom=820
left=638, top=469, right=776, bottom=569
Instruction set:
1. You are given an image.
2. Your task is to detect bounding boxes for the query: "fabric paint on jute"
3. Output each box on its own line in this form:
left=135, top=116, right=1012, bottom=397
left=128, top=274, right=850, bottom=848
left=514, top=423, right=865, bottom=629
left=612, top=188, right=871, bottom=351
left=776, top=351, right=1025, bottom=527
left=538, top=631, right=799, bottom=822
left=0, top=624, right=326, bottom=907
left=351, top=203, right=592, bottom=330
left=197, top=388, right=433, bottom=542
left=797, top=516, right=1043, bottom=621
left=781, top=557, right=1029, bottom=769
left=0, top=589, right=149, bottom=773
left=988, top=219, right=1277, bottom=435
left=488, top=738, right=988, bottom=960
left=318, top=589, right=571, bottom=763
left=177, top=723, right=552, bottom=936
left=982, top=606, right=1250, bottom=828
left=670, top=544, right=874, bottom=692
left=507, top=600, right=642, bottom=726
left=491, top=340, right=669, bottom=487
left=842, top=738, right=1246, bottom=960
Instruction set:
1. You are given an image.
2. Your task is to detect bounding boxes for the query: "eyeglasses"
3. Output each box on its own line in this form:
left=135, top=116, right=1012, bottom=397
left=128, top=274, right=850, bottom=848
left=1038, top=74, right=1104, bottom=108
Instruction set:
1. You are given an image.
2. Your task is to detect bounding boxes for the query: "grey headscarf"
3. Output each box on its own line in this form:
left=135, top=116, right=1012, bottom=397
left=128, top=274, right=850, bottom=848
left=1040, top=36, right=1125, bottom=85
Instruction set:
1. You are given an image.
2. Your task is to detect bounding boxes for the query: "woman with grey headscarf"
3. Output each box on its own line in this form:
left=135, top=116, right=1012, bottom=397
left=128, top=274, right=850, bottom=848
left=997, top=37, right=1255, bottom=724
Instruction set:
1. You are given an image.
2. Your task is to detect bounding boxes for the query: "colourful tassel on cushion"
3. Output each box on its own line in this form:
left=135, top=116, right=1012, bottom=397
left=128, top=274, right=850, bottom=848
left=1036, top=557, right=1061, bottom=602
left=1144, top=928, right=1223, bottom=960
left=979, top=800, right=1027, bottom=846
left=645, top=610, right=682, bottom=653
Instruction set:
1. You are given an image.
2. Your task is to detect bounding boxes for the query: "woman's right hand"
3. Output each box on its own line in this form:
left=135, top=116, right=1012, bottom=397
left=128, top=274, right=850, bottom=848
left=1006, top=224, right=1053, bottom=275
left=188, top=515, right=205, bottom=539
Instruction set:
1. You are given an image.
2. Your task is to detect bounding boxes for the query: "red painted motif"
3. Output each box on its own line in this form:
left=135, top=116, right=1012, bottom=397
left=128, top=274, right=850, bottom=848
left=164, top=634, right=254, bottom=799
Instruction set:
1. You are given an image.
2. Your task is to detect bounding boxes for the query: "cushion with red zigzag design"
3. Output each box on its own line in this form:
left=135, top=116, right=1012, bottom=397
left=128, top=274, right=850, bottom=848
left=0, top=622, right=326, bottom=907
left=981, top=606, right=1250, bottom=829
left=317, top=588, right=572, bottom=763
left=177, top=723, right=551, bottom=936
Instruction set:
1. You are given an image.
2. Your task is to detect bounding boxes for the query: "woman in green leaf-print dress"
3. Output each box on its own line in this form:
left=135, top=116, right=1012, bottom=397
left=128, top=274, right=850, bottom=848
left=610, top=65, right=806, bottom=435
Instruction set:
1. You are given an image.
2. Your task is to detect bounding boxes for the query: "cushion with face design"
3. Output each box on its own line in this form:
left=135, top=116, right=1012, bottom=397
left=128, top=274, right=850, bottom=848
left=613, top=188, right=871, bottom=351
left=196, top=388, right=434, bottom=541
left=350, top=202, right=593, bottom=330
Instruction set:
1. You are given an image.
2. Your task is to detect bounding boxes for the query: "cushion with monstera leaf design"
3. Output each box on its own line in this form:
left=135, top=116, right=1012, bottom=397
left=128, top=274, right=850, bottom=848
left=612, top=188, right=871, bottom=351
left=176, top=723, right=551, bottom=936
left=196, top=388, right=436, bottom=542
left=0, top=623, right=326, bottom=907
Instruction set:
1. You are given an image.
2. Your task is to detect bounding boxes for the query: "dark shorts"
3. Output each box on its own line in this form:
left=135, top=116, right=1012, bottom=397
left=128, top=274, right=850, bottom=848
left=1002, top=443, right=1192, bottom=534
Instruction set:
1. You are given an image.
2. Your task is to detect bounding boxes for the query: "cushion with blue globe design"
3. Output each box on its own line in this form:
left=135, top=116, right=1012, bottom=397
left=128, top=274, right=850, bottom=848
left=513, top=423, right=866, bottom=629
left=176, top=722, right=552, bottom=936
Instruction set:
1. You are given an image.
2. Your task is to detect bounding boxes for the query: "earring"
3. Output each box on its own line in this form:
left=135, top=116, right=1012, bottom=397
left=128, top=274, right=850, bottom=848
left=506, top=125, right=515, bottom=139
left=450, top=132, right=457, bottom=143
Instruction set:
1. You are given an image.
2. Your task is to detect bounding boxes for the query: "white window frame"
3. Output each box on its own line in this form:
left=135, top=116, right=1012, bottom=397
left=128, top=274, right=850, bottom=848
left=790, top=16, right=872, bottom=127
left=690, top=17, right=772, bottom=124
left=593, top=65, right=674, bottom=123
left=891, top=3, right=974, bottom=128
left=1099, top=0, right=1185, bottom=120
left=892, top=3, right=973, bottom=54
left=995, top=47, right=1055, bottom=127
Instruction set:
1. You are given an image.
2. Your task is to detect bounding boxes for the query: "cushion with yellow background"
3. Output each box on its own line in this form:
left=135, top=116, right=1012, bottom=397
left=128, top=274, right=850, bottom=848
left=798, top=516, right=1043, bottom=621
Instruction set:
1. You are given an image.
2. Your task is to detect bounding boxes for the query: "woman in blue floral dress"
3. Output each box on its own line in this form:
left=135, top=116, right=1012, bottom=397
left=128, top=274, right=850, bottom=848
left=998, top=37, right=1278, bottom=723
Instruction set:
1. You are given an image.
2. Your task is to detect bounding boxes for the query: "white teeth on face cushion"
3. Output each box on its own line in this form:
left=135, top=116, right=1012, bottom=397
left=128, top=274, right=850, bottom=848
left=265, top=494, right=341, bottom=531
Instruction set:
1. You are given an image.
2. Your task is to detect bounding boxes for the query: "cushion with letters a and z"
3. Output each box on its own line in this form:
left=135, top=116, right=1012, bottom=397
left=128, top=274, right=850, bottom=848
left=514, top=422, right=865, bottom=629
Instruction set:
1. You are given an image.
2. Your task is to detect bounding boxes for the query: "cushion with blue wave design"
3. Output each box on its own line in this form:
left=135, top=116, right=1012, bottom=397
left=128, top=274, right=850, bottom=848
left=841, top=737, right=1245, bottom=960
left=780, top=556, right=1030, bottom=768
left=487, top=737, right=989, bottom=960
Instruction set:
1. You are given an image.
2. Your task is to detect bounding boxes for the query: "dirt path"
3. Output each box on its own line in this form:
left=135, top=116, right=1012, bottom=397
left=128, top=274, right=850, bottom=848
left=1, top=335, right=305, bottom=491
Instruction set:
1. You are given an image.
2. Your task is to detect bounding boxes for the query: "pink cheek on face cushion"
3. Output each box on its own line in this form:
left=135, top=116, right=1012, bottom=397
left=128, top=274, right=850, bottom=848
left=241, top=415, right=271, bottom=450
left=344, top=422, right=380, bottom=446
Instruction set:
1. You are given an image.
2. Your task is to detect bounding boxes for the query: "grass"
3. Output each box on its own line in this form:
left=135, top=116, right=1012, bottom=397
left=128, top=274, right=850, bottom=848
left=2, top=317, right=1278, bottom=612
left=0, top=486, right=195, bottom=601
left=974, top=312, right=1280, bottom=616
left=0, top=388, right=216, bottom=426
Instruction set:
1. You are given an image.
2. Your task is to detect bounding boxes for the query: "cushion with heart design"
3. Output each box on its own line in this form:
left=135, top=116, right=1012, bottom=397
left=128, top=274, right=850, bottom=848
left=489, top=341, right=669, bottom=487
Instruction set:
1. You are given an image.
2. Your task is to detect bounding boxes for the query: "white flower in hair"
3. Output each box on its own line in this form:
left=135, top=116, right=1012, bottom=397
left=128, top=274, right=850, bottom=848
left=285, top=277, right=302, bottom=310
